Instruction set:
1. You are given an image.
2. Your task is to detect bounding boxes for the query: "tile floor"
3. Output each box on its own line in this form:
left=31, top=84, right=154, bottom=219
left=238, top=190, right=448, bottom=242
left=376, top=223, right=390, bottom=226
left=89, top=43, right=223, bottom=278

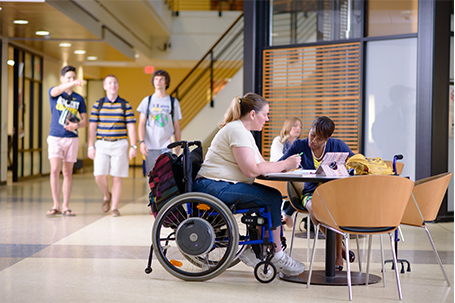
left=0, top=169, right=453, bottom=302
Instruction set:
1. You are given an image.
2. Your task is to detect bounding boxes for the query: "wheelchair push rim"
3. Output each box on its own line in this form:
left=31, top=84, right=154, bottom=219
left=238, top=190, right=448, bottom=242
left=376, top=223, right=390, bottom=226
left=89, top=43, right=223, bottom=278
left=152, top=192, right=239, bottom=281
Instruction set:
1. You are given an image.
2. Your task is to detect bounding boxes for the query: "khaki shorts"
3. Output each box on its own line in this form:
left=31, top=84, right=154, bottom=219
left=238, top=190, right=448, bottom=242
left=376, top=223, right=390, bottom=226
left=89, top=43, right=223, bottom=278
left=47, top=136, right=79, bottom=163
left=94, top=139, right=129, bottom=177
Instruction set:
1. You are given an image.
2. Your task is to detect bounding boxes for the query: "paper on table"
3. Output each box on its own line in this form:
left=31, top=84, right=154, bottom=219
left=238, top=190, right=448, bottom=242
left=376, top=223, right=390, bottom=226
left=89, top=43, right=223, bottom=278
left=264, top=169, right=317, bottom=177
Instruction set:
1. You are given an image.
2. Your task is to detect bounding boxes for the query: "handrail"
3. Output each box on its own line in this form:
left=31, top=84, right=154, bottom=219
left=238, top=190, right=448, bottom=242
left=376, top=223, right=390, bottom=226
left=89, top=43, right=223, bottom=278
left=171, top=13, right=244, bottom=94
left=166, top=0, right=244, bottom=16
left=169, top=13, right=244, bottom=130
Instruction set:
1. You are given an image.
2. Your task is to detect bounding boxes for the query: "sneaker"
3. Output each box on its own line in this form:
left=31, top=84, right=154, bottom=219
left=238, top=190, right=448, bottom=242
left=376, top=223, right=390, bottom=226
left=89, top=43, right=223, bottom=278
left=239, top=247, right=261, bottom=268
left=272, top=252, right=305, bottom=276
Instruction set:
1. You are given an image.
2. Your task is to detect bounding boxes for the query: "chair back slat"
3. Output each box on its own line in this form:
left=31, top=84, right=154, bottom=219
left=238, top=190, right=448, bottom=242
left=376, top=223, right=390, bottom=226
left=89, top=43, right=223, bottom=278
left=312, top=175, right=414, bottom=232
left=401, top=172, right=453, bottom=226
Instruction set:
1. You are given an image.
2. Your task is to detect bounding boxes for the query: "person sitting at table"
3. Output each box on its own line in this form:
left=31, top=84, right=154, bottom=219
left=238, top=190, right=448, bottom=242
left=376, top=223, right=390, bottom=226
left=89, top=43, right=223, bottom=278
left=269, top=117, right=302, bottom=228
left=193, top=93, right=305, bottom=276
left=279, top=116, right=355, bottom=271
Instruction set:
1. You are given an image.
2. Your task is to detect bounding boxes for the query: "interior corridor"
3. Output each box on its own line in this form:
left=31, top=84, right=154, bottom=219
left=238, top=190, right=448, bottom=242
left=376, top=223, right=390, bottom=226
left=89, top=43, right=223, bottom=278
left=0, top=170, right=453, bottom=302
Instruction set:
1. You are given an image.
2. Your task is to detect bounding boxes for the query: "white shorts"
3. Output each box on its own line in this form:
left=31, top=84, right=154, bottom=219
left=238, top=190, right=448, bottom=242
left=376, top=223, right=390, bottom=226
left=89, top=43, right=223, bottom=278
left=93, top=139, right=129, bottom=177
left=47, top=136, right=79, bottom=163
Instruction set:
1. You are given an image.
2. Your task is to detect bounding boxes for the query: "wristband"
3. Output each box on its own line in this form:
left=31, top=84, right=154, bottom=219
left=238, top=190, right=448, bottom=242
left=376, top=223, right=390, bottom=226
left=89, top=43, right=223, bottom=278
left=139, top=140, right=145, bottom=145
left=88, top=146, right=95, bottom=150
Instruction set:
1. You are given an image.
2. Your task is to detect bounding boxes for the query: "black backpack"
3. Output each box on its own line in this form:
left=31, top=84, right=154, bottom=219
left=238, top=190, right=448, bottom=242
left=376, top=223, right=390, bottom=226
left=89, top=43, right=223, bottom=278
left=96, top=97, right=127, bottom=121
left=147, top=141, right=203, bottom=227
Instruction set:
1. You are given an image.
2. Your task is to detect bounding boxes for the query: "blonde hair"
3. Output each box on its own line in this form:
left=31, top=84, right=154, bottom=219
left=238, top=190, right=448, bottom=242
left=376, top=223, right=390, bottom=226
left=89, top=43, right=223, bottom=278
left=280, top=117, right=302, bottom=144
left=219, top=93, right=268, bottom=128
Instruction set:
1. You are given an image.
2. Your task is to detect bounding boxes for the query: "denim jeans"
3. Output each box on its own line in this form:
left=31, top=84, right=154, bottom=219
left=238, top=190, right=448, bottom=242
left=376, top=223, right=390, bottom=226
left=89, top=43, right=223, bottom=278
left=193, top=178, right=282, bottom=228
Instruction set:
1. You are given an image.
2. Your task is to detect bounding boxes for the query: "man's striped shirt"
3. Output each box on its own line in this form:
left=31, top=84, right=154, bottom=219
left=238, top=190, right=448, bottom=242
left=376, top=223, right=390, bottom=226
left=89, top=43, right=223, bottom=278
left=89, top=96, right=136, bottom=140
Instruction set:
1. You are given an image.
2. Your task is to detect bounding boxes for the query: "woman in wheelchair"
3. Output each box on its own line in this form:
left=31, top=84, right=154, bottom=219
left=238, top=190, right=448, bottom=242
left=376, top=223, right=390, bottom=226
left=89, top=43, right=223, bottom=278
left=193, top=93, right=305, bottom=276
left=279, top=116, right=355, bottom=271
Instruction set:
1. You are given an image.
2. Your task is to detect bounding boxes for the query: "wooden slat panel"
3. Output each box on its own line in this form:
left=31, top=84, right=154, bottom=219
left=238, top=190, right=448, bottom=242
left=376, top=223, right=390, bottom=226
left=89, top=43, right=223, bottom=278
left=262, top=42, right=361, bottom=159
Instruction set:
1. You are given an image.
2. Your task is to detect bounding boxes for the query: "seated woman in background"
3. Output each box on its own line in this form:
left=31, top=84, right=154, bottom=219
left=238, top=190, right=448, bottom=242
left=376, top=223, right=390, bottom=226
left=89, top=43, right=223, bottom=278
left=280, top=116, right=355, bottom=271
left=269, top=117, right=302, bottom=227
left=193, top=93, right=305, bottom=276
left=270, top=117, right=302, bottom=162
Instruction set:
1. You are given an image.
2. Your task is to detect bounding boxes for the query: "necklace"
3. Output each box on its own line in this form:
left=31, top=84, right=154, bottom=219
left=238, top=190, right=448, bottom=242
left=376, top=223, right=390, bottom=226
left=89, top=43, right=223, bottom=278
left=311, top=143, right=326, bottom=161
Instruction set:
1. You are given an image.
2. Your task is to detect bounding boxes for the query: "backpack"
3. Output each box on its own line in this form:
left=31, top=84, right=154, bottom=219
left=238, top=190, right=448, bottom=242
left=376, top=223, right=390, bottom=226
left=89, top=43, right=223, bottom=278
left=96, top=97, right=127, bottom=123
left=148, top=152, right=183, bottom=217
left=146, top=95, right=175, bottom=131
left=147, top=142, right=203, bottom=227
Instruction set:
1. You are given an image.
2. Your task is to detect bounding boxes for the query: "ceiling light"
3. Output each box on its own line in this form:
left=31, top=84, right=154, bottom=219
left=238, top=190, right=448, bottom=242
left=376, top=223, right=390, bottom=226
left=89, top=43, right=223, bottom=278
left=13, top=20, right=29, bottom=24
left=87, top=56, right=98, bottom=61
left=7, top=60, right=15, bottom=66
left=35, top=31, right=49, bottom=36
left=59, top=43, right=72, bottom=47
left=74, top=50, right=86, bottom=55
left=135, top=53, right=140, bottom=58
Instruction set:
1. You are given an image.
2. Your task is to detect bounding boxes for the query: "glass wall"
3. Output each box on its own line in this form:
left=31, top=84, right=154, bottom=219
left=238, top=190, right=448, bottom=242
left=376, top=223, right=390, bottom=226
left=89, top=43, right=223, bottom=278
left=8, top=46, right=43, bottom=181
left=367, top=0, right=418, bottom=37
left=270, top=0, right=363, bottom=46
left=364, top=38, right=417, bottom=180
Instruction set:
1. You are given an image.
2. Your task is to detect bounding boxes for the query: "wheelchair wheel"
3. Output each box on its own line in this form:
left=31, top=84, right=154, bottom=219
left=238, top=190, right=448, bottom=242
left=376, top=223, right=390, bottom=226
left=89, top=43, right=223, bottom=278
left=183, top=204, right=246, bottom=269
left=254, top=261, right=276, bottom=283
left=152, top=192, right=239, bottom=281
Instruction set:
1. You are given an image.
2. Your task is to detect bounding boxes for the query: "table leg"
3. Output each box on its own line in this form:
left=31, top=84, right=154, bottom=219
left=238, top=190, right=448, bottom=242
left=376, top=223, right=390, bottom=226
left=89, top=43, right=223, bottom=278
left=325, top=229, right=336, bottom=277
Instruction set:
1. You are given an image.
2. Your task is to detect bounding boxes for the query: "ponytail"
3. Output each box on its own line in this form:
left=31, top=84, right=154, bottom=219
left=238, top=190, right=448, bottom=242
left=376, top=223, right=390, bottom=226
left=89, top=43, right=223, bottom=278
left=219, top=93, right=268, bottom=128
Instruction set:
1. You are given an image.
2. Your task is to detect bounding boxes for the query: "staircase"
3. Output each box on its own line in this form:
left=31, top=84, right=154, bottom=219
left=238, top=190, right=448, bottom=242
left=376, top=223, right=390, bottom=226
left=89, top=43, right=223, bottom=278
left=171, top=13, right=244, bottom=135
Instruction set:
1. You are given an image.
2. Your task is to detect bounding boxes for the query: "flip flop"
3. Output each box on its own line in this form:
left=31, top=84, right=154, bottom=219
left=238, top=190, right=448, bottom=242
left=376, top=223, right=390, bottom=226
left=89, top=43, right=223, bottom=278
left=102, top=192, right=111, bottom=213
left=46, top=209, right=62, bottom=216
left=335, top=265, right=343, bottom=271
left=342, top=248, right=355, bottom=263
left=62, top=209, right=76, bottom=216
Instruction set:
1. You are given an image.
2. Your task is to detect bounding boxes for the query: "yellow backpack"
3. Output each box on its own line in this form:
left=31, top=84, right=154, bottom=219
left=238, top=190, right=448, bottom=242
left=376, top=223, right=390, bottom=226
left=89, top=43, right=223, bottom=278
left=346, top=154, right=394, bottom=175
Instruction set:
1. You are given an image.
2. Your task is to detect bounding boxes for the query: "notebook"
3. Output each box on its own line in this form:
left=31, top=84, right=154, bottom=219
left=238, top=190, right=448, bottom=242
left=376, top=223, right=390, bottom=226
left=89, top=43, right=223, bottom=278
left=58, top=109, right=80, bottom=134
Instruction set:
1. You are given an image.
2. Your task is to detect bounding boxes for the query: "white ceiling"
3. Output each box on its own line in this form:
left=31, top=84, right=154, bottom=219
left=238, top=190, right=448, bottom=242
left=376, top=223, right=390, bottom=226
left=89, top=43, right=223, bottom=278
left=0, top=0, right=178, bottom=68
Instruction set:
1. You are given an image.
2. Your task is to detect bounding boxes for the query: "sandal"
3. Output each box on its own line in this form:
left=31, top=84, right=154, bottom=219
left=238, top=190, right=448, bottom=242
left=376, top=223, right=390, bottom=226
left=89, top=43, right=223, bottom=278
left=342, top=241, right=355, bottom=263
left=46, top=209, right=61, bottom=216
left=102, top=192, right=111, bottom=213
left=111, top=209, right=120, bottom=217
left=335, top=265, right=343, bottom=271
left=62, top=209, right=76, bottom=216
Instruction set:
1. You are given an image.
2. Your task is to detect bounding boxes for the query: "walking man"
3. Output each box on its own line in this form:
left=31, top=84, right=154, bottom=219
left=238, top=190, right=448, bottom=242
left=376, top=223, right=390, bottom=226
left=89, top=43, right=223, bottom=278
left=47, top=65, right=87, bottom=217
left=137, top=69, right=182, bottom=175
left=87, top=74, right=137, bottom=217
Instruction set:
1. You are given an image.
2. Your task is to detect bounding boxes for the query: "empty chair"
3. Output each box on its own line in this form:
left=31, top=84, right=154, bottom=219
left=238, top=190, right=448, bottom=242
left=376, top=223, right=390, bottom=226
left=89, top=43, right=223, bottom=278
left=400, top=172, right=453, bottom=286
left=307, top=175, right=414, bottom=300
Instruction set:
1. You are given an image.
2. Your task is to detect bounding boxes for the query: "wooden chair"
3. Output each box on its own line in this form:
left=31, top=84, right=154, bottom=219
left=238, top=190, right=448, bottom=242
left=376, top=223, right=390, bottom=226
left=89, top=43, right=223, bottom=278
left=384, top=160, right=404, bottom=175
left=400, top=172, right=453, bottom=286
left=254, top=179, right=288, bottom=198
left=307, top=175, right=415, bottom=301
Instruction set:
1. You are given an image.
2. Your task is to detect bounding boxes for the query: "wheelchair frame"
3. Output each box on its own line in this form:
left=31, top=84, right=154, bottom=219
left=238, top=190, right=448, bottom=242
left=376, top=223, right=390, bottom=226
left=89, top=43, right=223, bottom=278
left=145, top=140, right=286, bottom=283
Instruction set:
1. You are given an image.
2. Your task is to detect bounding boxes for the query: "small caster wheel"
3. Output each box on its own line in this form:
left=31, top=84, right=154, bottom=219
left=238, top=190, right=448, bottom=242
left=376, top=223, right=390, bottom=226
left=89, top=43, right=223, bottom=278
left=254, top=261, right=276, bottom=283
left=145, top=267, right=153, bottom=274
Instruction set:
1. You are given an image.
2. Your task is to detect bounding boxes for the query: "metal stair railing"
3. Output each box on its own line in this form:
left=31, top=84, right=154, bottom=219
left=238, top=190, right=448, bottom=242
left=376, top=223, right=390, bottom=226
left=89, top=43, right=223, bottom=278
left=171, top=13, right=244, bottom=129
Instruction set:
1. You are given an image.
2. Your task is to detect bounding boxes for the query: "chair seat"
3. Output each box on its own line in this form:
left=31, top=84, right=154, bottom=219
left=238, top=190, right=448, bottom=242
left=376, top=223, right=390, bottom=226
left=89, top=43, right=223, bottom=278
left=340, top=226, right=396, bottom=233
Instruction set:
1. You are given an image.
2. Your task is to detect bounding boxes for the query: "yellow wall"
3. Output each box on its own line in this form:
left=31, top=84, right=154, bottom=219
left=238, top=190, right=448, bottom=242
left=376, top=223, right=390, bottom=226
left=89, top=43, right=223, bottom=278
left=98, top=67, right=191, bottom=111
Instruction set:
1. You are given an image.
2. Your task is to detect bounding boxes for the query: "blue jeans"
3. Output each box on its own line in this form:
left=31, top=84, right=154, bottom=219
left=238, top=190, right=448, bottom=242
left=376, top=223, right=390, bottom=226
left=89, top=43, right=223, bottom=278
left=193, top=178, right=282, bottom=228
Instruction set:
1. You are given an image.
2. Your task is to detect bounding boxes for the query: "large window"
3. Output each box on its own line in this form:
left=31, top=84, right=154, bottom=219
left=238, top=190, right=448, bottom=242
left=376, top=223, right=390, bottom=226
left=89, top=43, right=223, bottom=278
left=8, top=46, right=43, bottom=181
left=367, top=0, right=418, bottom=37
left=271, top=0, right=363, bottom=46
left=364, top=38, right=417, bottom=180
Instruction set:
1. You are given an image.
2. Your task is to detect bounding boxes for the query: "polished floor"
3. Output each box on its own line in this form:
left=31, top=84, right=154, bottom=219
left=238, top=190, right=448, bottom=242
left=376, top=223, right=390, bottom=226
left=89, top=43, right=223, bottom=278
left=0, top=169, right=453, bottom=302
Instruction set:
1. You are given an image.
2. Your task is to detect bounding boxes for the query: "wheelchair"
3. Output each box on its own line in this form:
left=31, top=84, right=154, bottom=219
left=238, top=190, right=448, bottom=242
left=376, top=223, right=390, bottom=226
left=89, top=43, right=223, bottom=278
left=145, top=140, right=287, bottom=283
